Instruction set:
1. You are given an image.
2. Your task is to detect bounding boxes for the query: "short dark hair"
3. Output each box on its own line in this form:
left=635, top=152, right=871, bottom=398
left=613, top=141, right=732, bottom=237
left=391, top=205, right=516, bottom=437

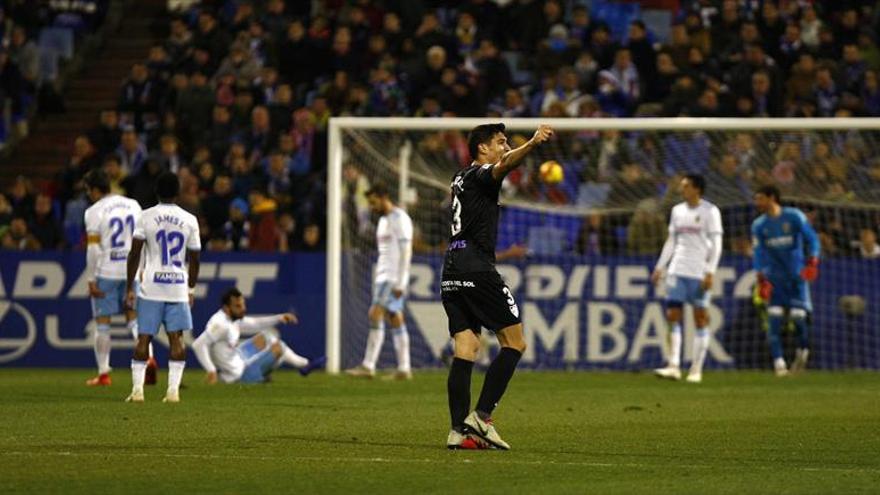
left=84, top=170, right=110, bottom=194
left=467, top=122, right=505, bottom=160
left=684, top=174, right=706, bottom=194
left=365, top=182, right=390, bottom=198
left=155, top=172, right=180, bottom=200
left=221, top=287, right=243, bottom=306
left=756, top=184, right=781, bottom=202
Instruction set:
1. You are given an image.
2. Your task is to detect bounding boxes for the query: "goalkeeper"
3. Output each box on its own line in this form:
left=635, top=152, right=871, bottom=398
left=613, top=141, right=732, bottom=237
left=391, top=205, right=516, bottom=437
left=751, top=186, right=820, bottom=376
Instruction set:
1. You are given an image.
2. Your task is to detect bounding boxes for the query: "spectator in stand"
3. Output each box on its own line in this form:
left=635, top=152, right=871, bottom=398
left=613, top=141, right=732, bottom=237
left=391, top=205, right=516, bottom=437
left=57, top=135, right=100, bottom=206
left=814, top=63, right=841, bottom=117
left=202, top=173, right=234, bottom=237
left=300, top=222, right=324, bottom=252
left=103, top=155, right=127, bottom=195
left=248, top=188, right=278, bottom=252
left=473, top=38, right=511, bottom=105
left=535, top=24, right=579, bottom=74
left=116, top=128, right=148, bottom=175
left=706, top=153, right=751, bottom=205
left=751, top=70, right=782, bottom=117
left=862, top=70, right=880, bottom=116
left=841, top=43, right=866, bottom=94
left=799, top=4, right=822, bottom=50
left=627, top=199, right=666, bottom=255
left=215, top=43, right=262, bottom=86
left=776, top=22, right=805, bottom=72
left=588, top=23, right=618, bottom=69
left=29, top=193, right=62, bottom=250
left=857, top=228, right=880, bottom=259
left=194, top=10, right=232, bottom=64
left=1, top=215, right=40, bottom=250
left=610, top=48, right=640, bottom=103
left=575, top=212, right=619, bottom=256
left=627, top=20, right=655, bottom=89
left=153, top=134, right=184, bottom=173
left=176, top=70, right=214, bottom=142
left=118, top=63, right=159, bottom=131
left=0, top=192, right=12, bottom=238
left=165, top=17, right=193, bottom=67
left=225, top=197, right=250, bottom=251
left=9, top=26, right=38, bottom=91
left=786, top=52, right=817, bottom=108
left=88, top=110, right=121, bottom=157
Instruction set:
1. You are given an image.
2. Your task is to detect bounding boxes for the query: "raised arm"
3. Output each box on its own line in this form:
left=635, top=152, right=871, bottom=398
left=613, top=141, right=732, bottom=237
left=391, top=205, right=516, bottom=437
left=491, top=124, right=554, bottom=180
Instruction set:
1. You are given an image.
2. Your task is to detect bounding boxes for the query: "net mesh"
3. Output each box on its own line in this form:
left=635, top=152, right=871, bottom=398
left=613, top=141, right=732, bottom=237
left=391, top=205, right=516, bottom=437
left=337, top=123, right=880, bottom=371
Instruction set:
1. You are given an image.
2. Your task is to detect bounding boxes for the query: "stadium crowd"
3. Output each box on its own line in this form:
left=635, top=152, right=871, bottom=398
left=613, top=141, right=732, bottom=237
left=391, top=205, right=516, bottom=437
left=0, top=0, right=879, bottom=258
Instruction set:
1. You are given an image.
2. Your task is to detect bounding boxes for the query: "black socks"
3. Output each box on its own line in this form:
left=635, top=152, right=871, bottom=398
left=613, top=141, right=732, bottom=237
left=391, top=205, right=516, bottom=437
left=447, top=357, right=474, bottom=430
left=476, top=347, right=522, bottom=418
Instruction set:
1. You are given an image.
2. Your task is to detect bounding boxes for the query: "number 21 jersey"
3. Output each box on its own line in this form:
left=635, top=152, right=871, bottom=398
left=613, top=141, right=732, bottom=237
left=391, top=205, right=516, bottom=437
left=443, top=164, right=502, bottom=275
left=134, top=203, right=201, bottom=302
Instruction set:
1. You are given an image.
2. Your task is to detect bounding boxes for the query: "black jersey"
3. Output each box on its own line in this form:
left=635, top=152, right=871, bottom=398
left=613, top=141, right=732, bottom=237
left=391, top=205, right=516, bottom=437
left=442, top=163, right=502, bottom=275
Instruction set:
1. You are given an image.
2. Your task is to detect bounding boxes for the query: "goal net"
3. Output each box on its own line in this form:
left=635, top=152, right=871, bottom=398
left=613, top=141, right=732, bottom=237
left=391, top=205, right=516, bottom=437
left=326, top=118, right=880, bottom=374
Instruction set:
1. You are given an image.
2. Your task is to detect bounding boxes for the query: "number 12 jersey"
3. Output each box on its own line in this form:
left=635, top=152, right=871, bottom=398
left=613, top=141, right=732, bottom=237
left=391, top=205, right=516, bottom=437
left=134, top=203, right=201, bottom=302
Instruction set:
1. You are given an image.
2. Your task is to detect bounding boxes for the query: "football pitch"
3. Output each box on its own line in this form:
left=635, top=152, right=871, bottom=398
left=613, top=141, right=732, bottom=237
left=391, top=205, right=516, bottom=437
left=1, top=369, right=878, bottom=494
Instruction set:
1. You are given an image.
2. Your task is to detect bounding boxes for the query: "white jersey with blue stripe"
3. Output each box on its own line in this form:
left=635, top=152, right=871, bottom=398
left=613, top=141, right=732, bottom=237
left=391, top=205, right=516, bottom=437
left=84, top=195, right=142, bottom=280
left=666, top=199, right=723, bottom=279
left=134, top=203, right=201, bottom=302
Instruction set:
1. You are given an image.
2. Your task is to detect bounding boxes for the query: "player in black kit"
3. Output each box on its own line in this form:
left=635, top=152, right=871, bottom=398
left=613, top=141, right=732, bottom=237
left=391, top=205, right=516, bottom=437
left=443, top=123, right=553, bottom=450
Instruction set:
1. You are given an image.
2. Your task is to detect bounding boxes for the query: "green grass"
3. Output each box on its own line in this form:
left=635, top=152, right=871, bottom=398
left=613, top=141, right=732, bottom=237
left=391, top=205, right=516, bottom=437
left=1, top=369, right=879, bottom=494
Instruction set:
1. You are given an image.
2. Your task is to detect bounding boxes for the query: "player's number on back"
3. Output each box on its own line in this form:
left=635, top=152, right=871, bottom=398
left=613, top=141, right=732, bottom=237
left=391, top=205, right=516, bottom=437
left=451, top=195, right=462, bottom=236
left=108, top=215, right=135, bottom=248
left=156, top=229, right=185, bottom=267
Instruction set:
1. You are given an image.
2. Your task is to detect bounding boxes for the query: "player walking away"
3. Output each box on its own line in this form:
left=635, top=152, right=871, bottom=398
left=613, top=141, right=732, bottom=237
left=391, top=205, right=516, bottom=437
left=751, top=185, right=820, bottom=376
left=82, top=170, right=158, bottom=386
left=192, top=287, right=326, bottom=384
left=651, top=175, right=723, bottom=384
left=345, top=183, right=414, bottom=380
left=443, top=123, right=553, bottom=450
left=125, top=173, right=200, bottom=403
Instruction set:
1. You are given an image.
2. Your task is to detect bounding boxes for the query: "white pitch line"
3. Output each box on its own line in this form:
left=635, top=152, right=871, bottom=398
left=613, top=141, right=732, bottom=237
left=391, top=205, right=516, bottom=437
left=0, top=450, right=878, bottom=475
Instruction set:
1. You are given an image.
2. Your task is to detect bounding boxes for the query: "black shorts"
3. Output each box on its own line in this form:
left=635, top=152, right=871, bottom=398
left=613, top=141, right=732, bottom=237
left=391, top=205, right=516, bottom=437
left=440, top=271, right=521, bottom=336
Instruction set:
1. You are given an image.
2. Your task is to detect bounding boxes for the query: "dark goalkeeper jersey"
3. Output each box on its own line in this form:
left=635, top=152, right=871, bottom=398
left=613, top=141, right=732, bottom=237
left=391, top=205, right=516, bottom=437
left=442, top=163, right=503, bottom=276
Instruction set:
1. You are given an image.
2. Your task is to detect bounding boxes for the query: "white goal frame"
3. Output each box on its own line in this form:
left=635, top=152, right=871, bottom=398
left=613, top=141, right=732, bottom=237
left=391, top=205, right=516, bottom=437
left=325, top=117, right=880, bottom=373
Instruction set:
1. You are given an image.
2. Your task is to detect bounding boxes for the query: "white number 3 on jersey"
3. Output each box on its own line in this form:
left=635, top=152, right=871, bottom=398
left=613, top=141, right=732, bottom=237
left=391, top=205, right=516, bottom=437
left=451, top=195, right=462, bottom=236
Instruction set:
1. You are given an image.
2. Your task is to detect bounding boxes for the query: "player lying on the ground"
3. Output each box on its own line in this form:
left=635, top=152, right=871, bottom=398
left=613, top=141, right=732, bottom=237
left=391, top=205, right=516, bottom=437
left=192, top=287, right=325, bottom=384
left=652, top=174, right=723, bottom=384
left=752, top=185, right=820, bottom=376
left=345, top=183, right=414, bottom=380
left=83, top=170, right=158, bottom=387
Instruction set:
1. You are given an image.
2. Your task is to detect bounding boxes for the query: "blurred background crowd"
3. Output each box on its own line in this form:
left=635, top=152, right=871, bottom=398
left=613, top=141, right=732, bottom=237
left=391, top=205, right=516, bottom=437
left=0, top=0, right=878, bottom=259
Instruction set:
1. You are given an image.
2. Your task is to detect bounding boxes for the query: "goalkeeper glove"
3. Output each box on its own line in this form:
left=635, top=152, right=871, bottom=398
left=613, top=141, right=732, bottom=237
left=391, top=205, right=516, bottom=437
left=757, top=273, right=773, bottom=301
left=800, top=256, right=819, bottom=282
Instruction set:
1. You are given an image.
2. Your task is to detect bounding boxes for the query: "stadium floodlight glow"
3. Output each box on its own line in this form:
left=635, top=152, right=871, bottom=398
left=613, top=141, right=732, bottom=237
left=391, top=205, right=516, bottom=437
left=326, top=117, right=880, bottom=374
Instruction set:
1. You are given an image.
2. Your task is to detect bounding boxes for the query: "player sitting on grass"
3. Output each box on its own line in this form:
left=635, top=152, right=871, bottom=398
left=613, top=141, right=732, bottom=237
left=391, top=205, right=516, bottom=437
left=652, top=174, right=723, bottom=384
left=192, top=287, right=325, bottom=384
left=751, top=185, right=820, bottom=376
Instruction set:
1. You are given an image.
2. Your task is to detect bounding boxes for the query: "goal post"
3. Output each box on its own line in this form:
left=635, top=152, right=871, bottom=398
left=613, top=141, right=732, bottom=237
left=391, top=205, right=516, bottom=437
left=327, top=117, right=880, bottom=374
